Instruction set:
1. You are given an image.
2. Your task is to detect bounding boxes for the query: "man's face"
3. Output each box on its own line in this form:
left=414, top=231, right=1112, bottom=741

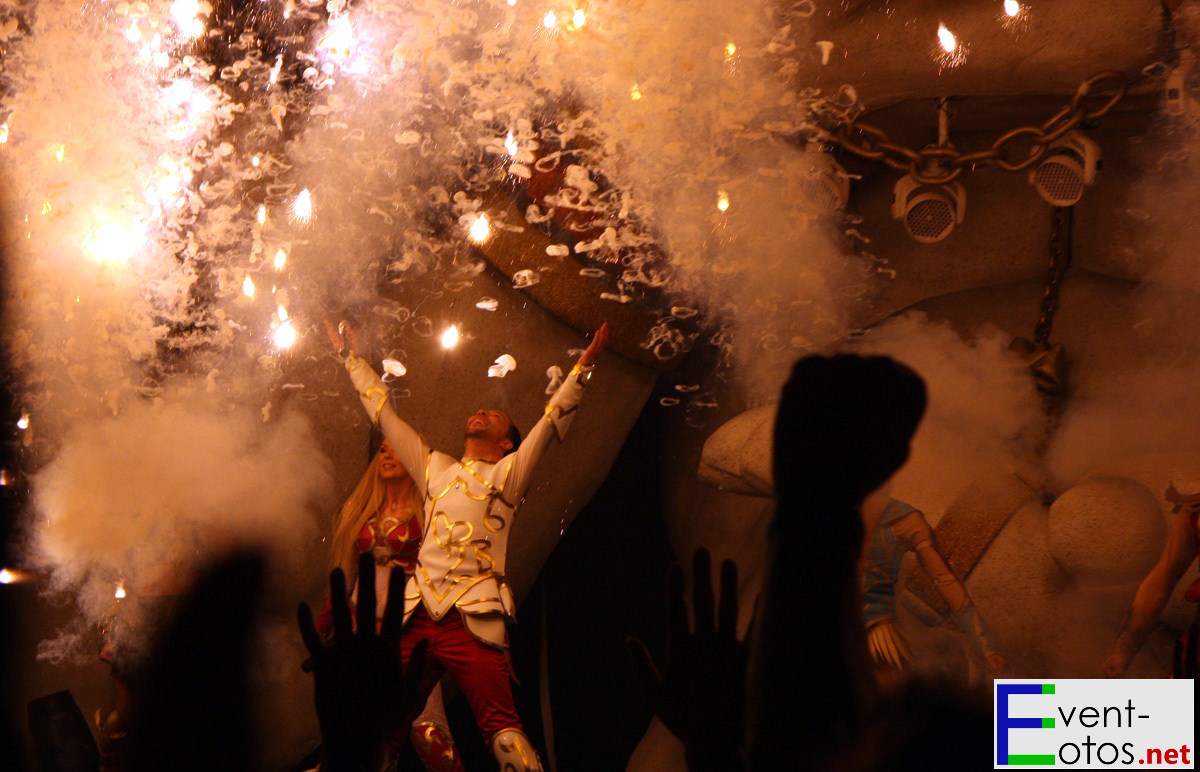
left=465, top=409, right=514, bottom=448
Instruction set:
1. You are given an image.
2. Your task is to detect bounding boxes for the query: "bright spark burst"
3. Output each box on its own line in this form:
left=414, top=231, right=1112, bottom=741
left=934, top=22, right=968, bottom=68
left=53, top=144, right=65, bottom=162
left=937, top=23, right=956, bottom=53
left=0, top=569, right=14, bottom=584
left=717, top=191, right=730, bottom=212
left=1004, top=0, right=1020, bottom=16
left=115, top=581, right=126, bottom=599
left=441, top=324, right=460, bottom=349
left=725, top=42, right=737, bottom=60
left=291, top=189, right=313, bottom=223
left=570, top=9, right=586, bottom=29
left=251, top=154, right=261, bottom=167
left=273, top=248, right=287, bottom=270
left=0, top=469, right=8, bottom=486
left=170, top=0, right=203, bottom=37
left=256, top=204, right=267, bottom=225
left=319, top=15, right=354, bottom=59
left=274, top=320, right=297, bottom=349
left=86, top=221, right=146, bottom=264
left=242, top=275, right=256, bottom=299
left=469, top=212, right=491, bottom=243
left=504, top=131, right=519, bottom=157
left=543, top=10, right=557, bottom=29
left=0, top=124, right=8, bottom=144
left=125, top=20, right=142, bottom=43
left=40, top=200, right=51, bottom=215
left=16, top=413, right=29, bottom=430
left=630, top=83, right=642, bottom=101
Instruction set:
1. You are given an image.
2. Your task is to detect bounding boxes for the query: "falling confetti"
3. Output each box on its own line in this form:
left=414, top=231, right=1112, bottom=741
left=381, top=358, right=407, bottom=378
left=512, top=269, right=540, bottom=288
left=488, top=354, right=517, bottom=378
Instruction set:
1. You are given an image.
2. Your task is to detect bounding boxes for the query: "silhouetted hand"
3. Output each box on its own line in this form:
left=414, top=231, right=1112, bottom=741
left=298, top=552, right=426, bottom=771
left=627, top=549, right=748, bottom=771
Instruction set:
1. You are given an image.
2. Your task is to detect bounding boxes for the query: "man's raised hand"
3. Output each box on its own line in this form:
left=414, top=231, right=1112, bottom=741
left=578, top=322, right=609, bottom=368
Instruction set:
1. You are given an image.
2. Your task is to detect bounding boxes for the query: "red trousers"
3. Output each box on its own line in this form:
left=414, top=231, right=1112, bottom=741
left=401, top=605, right=523, bottom=743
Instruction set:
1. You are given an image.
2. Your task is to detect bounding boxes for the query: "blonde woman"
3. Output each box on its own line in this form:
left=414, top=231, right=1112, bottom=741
left=318, top=439, right=464, bottom=772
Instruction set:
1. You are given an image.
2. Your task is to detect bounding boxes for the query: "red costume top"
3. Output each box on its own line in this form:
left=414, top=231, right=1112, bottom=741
left=316, top=512, right=422, bottom=637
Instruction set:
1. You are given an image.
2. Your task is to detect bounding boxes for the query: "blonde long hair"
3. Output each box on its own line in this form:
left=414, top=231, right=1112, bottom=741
left=329, top=448, right=423, bottom=589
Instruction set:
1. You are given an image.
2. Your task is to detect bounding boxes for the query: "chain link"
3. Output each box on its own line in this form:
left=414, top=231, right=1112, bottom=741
left=1034, top=206, right=1072, bottom=348
left=835, top=70, right=1127, bottom=184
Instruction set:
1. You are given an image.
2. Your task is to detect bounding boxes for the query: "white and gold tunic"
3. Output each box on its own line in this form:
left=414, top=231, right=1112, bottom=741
left=345, top=355, right=591, bottom=648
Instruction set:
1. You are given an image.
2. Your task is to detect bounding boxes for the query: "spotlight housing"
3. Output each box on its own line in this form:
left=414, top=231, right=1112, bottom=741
left=798, top=142, right=850, bottom=212
left=1028, top=130, right=1100, bottom=207
left=891, top=173, right=966, bottom=244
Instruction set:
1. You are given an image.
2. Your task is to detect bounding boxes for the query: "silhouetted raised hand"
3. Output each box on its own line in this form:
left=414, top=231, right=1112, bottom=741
left=627, top=549, right=747, bottom=772
left=298, top=551, right=427, bottom=772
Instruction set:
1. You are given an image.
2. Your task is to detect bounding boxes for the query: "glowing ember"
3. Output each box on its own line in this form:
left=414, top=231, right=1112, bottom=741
left=40, top=200, right=52, bottom=215
left=242, top=276, right=256, bottom=299
left=630, top=83, right=642, bottom=101
left=469, top=212, right=491, bottom=243
left=274, top=320, right=298, bottom=349
left=256, top=204, right=267, bottom=225
left=86, top=221, right=146, bottom=264
left=725, top=42, right=737, bottom=60
left=543, top=10, right=557, bottom=29
left=1004, top=0, right=1021, bottom=16
left=54, top=143, right=65, bottom=162
left=937, top=23, right=957, bottom=54
left=291, top=189, right=313, bottom=223
left=273, top=249, right=287, bottom=270
left=115, top=581, right=126, bottom=599
left=0, top=569, right=14, bottom=584
left=16, top=413, right=29, bottom=430
left=0, top=124, right=8, bottom=144
left=504, top=131, right=519, bottom=157
left=441, top=324, right=460, bottom=349
left=251, top=154, right=261, bottom=167
left=0, top=469, right=8, bottom=486
left=717, top=191, right=730, bottom=212
left=571, top=9, right=586, bottom=29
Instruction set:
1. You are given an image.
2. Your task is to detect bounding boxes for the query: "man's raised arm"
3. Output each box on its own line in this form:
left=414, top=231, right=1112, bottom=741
left=504, top=323, right=608, bottom=501
left=325, top=320, right=430, bottom=487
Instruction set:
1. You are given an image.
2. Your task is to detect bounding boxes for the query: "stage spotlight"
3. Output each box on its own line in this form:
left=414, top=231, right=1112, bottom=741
left=891, top=173, right=966, bottom=244
left=798, top=142, right=850, bottom=212
left=1028, top=130, right=1100, bottom=207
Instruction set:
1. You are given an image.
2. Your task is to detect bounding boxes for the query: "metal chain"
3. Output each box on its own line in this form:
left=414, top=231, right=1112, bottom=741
left=835, top=71, right=1127, bottom=184
left=1034, top=206, right=1073, bottom=348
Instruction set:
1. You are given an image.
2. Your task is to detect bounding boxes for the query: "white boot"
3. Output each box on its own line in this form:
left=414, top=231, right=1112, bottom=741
left=490, top=728, right=544, bottom=772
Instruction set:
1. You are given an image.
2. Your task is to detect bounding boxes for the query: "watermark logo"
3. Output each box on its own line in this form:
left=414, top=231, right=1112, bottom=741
left=994, top=679, right=1194, bottom=769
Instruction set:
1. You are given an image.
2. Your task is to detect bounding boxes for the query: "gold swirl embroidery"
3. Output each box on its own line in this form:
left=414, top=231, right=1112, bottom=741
left=432, top=512, right=473, bottom=575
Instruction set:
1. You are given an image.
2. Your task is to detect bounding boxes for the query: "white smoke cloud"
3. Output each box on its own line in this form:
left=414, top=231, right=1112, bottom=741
left=31, top=396, right=332, bottom=658
left=854, top=312, right=1044, bottom=514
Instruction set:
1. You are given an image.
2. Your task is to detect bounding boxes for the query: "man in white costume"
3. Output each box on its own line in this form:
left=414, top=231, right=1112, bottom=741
left=326, top=320, right=608, bottom=771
